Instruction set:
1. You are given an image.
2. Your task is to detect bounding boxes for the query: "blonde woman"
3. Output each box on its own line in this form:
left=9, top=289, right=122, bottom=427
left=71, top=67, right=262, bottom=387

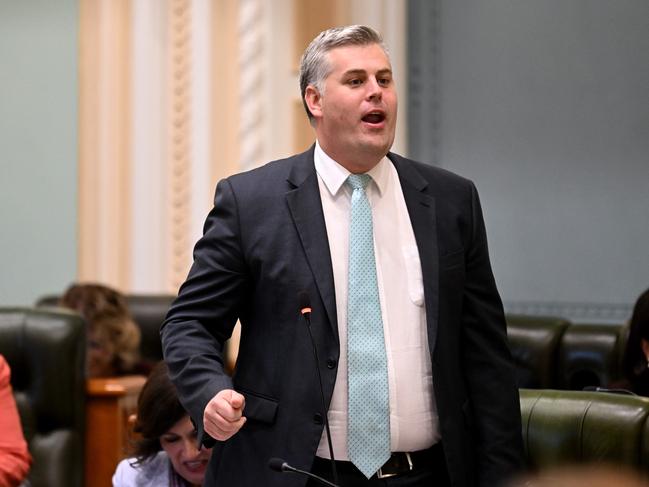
left=60, top=283, right=142, bottom=377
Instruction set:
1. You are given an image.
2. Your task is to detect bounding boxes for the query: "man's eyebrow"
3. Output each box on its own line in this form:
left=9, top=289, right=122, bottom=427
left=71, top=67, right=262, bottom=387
left=342, top=68, right=393, bottom=77
left=342, top=69, right=367, bottom=77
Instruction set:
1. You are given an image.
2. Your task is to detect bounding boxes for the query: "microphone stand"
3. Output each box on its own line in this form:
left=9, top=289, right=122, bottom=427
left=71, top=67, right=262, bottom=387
left=300, top=292, right=340, bottom=486
left=269, top=458, right=340, bottom=487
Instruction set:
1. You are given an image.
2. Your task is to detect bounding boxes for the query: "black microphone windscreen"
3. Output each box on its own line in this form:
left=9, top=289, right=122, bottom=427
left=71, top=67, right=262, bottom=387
left=298, top=291, right=311, bottom=310
left=268, top=457, right=287, bottom=472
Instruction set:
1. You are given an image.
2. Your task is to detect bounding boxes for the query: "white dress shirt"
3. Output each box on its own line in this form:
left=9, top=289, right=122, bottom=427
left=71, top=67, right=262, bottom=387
left=314, top=142, right=440, bottom=460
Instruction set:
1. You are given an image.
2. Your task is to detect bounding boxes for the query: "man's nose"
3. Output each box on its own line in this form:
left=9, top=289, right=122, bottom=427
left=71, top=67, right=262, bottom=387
left=366, top=77, right=383, bottom=101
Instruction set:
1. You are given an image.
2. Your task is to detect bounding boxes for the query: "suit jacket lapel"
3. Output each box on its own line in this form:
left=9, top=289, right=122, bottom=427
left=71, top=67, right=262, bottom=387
left=390, top=153, right=440, bottom=358
left=285, top=147, right=338, bottom=338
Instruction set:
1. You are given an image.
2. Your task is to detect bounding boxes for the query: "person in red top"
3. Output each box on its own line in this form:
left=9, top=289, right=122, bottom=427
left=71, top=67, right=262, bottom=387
left=0, top=354, right=31, bottom=487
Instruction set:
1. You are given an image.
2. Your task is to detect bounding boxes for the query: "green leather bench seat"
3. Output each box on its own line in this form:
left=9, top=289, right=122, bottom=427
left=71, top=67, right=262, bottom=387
left=520, top=389, right=649, bottom=470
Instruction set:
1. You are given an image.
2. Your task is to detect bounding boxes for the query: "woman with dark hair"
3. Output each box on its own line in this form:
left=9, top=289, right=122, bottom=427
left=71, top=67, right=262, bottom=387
left=112, top=362, right=212, bottom=486
left=619, top=288, right=649, bottom=396
left=59, top=283, right=142, bottom=377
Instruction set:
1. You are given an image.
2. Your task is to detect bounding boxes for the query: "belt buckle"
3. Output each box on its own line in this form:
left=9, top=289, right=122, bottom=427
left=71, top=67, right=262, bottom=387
left=376, top=452, right=413, bottom=479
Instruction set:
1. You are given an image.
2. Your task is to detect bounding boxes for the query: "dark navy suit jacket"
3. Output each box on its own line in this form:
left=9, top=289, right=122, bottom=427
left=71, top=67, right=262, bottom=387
left=161, top=146, right=523, bottom=486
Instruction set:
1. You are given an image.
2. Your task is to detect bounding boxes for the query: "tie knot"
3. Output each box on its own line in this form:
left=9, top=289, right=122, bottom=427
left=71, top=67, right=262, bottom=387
left=346, top=174, right=371, bottom=191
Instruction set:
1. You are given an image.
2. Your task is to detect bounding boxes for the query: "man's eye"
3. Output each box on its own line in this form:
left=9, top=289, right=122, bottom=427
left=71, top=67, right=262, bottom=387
left=378, top=78, right=391, bottom=86
left=348, top=79, right=362, bottom=86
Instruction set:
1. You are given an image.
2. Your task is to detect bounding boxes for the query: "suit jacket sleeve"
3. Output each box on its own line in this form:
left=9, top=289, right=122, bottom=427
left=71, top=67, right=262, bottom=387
left=462, top=182, right=523, bottom=485
left=161, top=178, right=249, bottom=447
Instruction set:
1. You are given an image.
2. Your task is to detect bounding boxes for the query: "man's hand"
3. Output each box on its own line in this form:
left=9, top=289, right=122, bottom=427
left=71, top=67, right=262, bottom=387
left=203, top=389, right=247, bottom=441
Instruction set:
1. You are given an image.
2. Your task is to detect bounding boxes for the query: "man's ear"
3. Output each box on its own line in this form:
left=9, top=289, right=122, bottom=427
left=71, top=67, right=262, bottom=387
left=304, top=85, right=323, bottom=119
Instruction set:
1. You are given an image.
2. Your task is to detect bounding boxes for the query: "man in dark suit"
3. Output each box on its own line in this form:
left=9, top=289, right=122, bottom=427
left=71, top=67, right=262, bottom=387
left=161, top=25, right=523, bottom=486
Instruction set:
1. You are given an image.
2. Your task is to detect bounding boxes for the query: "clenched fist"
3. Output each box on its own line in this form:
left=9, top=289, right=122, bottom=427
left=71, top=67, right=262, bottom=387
left=203, top=389, right=247, bottom=441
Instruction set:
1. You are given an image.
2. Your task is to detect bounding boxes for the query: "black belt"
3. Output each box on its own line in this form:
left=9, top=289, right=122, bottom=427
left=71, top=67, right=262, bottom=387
left=314, top=442, right=443, bottom=479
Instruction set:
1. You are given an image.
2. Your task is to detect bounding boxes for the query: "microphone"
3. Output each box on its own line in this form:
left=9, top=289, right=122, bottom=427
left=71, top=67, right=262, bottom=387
left=268, top=458, right=340, bottom=487
left=298, top=291, right=339, bottom=486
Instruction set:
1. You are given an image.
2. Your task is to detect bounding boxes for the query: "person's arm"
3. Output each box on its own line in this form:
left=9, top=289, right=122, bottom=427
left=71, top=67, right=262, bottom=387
left=112, top=455, right=166, bottom=487
left=0, top=356, right=32, bottom=487
left=112, top=458, right=136, bottom=487
left=461, top=183, right=524, bottom=486
left=161, top=178, right=249, bottom=447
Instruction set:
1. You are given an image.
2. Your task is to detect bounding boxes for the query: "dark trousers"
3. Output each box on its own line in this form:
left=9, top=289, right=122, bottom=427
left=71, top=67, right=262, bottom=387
left=307, top=444, right=450, bottom=487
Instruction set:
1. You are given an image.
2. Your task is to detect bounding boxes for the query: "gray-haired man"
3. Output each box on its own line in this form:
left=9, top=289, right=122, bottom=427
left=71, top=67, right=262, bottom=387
left=162, top=25, right=523, bottom=486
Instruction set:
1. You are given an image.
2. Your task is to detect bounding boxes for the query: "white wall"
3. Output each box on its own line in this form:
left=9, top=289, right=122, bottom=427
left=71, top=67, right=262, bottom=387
left=0, top=1, right=78, bottom=305
left=435, top=1, right=649, bottom=321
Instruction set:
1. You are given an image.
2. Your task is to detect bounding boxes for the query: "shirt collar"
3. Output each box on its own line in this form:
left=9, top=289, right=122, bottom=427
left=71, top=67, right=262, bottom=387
left=314, top=140, right=390, bottom=197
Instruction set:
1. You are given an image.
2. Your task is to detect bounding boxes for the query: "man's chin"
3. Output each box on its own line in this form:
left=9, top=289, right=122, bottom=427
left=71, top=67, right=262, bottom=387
left=360, top=137, right=393, bottom=157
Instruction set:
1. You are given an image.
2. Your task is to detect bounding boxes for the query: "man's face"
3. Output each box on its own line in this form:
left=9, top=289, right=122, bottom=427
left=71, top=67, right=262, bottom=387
left=306, top=43, right=397, bottom=173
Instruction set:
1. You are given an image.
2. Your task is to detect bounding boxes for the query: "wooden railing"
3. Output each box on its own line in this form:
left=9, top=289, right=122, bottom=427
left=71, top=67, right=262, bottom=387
left=85, top=375, right=146, bottom=487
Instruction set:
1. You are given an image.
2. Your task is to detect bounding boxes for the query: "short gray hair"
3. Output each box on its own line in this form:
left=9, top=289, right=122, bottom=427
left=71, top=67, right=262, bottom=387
left=298, top=25, right=388, bottom=123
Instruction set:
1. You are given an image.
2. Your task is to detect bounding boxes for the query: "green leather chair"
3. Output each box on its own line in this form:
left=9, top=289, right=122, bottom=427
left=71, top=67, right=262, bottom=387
left=0, top=308, right=86, bottom=487
left=520, top=389, right=649, bottom=470
left=506, top=315, right=571, bottom=388
left=123, top=294, right=175, bottom=362
left=557, top=323, right=628, bottom=390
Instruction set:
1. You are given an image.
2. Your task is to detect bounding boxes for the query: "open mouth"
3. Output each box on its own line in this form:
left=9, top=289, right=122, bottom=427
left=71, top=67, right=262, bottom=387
left=362, top=111, right=386, bottom=124
left=184, top=459, right=208, bottom=472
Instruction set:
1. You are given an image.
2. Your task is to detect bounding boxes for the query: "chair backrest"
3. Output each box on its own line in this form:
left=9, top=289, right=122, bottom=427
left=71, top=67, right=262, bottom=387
left=124, top=294, right=174, bottom=362
left=36, top=293, right=175, bottom=363
left=520, top=388, right=649, bottom=470
left=557, top=323, right=628, bottom=390
left=506, top=315, right=571, bottom=388
left=0, top=308, right=85, bottom=487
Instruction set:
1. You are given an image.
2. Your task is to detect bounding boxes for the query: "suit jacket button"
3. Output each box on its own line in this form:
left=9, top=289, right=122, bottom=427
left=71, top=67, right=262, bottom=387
left=313, top=413, right=323, bottom=425
left=326, top=358, right=336, bottom=369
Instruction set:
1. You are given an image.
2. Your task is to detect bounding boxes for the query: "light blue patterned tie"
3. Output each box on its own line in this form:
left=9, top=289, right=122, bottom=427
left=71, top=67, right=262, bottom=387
left=346, top=174, right=391, bottom=479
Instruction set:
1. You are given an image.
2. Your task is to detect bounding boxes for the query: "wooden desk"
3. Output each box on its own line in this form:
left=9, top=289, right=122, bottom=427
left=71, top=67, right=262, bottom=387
left=85, top=375, right=146, bottom=487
